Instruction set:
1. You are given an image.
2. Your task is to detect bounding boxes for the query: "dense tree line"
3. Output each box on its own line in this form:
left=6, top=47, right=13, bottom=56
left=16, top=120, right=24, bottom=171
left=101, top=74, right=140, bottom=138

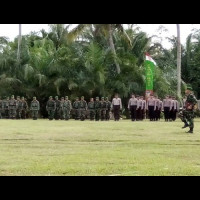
left=0, top=24, right=199, bottom=117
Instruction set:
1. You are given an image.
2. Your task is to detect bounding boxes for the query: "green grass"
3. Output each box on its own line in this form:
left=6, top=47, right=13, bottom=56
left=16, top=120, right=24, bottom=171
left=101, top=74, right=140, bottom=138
left=0, top=119, right=200, bottom=176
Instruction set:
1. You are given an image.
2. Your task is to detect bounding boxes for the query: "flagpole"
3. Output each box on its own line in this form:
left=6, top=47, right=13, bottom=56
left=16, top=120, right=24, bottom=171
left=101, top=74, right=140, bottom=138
left=17, top=24, right=22, bottom=61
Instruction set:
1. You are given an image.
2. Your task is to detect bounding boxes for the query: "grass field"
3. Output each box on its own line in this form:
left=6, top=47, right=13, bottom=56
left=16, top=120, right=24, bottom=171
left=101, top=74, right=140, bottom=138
left=0, top=119, right=200, bottom=176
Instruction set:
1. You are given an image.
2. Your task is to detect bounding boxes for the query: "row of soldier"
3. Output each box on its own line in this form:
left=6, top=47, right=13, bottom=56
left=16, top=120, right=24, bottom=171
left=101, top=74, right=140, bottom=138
left=128, top=94, right=180, bottom=122
left=0, top=94, right=181, bottom=121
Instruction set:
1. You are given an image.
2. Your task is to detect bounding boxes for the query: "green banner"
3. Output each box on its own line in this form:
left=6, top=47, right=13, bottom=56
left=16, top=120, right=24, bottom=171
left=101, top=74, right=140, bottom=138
left=145, top=60, right=155, bottom=91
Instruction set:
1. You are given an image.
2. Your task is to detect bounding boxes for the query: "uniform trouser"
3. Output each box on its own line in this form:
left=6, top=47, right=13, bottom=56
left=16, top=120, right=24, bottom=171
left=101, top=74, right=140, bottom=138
left=181, top=110, right=194, bottom=129
left=169, top=107, right=174, bottom=120
left=32, top=110, right=38, bottom=120
left=95, top=109, right=101, bottom=121
left=101, top=109, right=106, bottom=121
left=16, top=109, right=21, bottom=119
left=136, top=107, right=142, bottom=121
left=79, top=109, right=86, bottom=121
left=63, top=108, right=70, bottom=120
left=164, top=107, right=170, bottom=121
left=21, top=110, right=27, bottom=119
left=113, top=105, right=120, bottom=121
left=0, top=111, right=2, bottom=119
left=48, top=110, right=55, bottom=120
left=9, top=109, right=17, bottom=119
left=54, top=108, right=60, bottom=120
left=130, top=105, right=137, bottom=121
left=74, top=109, right=80, bottom=120
left=5, top=109, right=9, bottom=119
left=141, top=109, right=145, bottom=120
left=106, top=110, right=110, bottom=121
left=172, top=109, right=177, bottom=121
left=89, top=109, right=95, bottom=120
left=148, top=106, right=155, bottom=121
left=155, top=107, right=161, bottom=121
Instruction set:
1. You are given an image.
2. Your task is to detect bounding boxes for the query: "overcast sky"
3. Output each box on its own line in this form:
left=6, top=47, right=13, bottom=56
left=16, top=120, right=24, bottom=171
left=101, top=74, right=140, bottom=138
left=0, top=24, right=200, bottom=49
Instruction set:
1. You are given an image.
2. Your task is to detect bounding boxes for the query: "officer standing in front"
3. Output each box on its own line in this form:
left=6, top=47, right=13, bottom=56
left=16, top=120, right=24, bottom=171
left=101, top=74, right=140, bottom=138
left=112, top=94, right=122, bottom=121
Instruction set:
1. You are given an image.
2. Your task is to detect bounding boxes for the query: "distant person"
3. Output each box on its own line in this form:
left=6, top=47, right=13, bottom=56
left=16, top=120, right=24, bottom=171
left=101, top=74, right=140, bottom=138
left=147, top=95, right=155, bottom=121
left=9, top=95, right=18, bottom=119
left=112, top=94, right=122, bottom=121
left=30, top=97, right=40, bottom=120
left=105, top=97, right=112, bottom=121
left=79, top=96, right=87, bottom=121
left=54, top=96, right=61, bottom=120
left=128, top=94, right=137, bottom=121
left=46, top=96, right=56, bottom=120
left=21, top=97, right=28, bottom=119
left=88, top=98, right=95, bottom=121
left=162, top=95, right=171, bottom=122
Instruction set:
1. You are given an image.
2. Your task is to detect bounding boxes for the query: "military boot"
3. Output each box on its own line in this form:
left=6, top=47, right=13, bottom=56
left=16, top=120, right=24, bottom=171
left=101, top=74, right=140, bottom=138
left=182, top=123, right=189, bottom=129
left=187, top=128, right=193, bottom=134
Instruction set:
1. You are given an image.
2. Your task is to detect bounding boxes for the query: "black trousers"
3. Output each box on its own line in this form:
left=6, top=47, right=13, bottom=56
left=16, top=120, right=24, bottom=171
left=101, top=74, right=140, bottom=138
left=155, top=107, right=161, bottom=121
left=164, top=107, right=170, bottom=121
left=148, top=106, right=155, bottom=121
left=113, top=105, right=120, bottom=121
left=136, top=107, right=142, bottom=121
left=130, top=105, right=137, bottom=121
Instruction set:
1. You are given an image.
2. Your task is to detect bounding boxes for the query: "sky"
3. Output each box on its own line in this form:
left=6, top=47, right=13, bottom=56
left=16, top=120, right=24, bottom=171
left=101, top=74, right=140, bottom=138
left=0, top=24, right=200, bottom=49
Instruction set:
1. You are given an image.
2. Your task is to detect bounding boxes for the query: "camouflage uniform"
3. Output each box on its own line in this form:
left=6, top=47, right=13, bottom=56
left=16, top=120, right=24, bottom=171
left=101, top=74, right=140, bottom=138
left=60, top=97, right=65, bottom=120
left=100, top=97, right=106, bottom=121
left=63, top=96, right=72, bottom=120
left=3, top=97, right=10, bottom=119
left=46, top=96, right=56, bottom=120
left=105, top=97, right=112, bottom=121
left=79, top=96, right=87, bottom=121
left=21, top=97, right=28, bottom=119
left=73, top=98, right=80, bottom=120
left=9, top=95, right=18, bottom=119
left=0, top=97, right=4, bottom=119
left=54, top=96, right=61, bottom=120
left=88, top=98, right=95, bottom=121
left=95, top=97, right=101, bottom=121
left=181, top=95, right=197, bottom=133
left=30, top=97, right=40, bottom=120
left=16, top=96, right=22, bottom=119
left=180, top=86, right=197, bottom=133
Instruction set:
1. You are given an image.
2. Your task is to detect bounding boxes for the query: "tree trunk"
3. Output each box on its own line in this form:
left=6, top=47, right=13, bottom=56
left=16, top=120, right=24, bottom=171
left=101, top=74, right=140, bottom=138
left=177, top=24, right=181, bottom=98
left=17, top=24, right=22, bottom=61
left=108, top=24, right=121, bottom=74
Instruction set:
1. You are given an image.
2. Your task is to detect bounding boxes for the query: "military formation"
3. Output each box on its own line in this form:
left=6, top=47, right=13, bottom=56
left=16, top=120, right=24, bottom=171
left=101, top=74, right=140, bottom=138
left=0, top=87, right=198, bottom=134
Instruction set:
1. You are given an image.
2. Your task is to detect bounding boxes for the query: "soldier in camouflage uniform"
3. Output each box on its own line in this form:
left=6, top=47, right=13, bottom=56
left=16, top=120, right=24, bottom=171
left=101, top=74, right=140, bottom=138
left=95, top=97, right=101, bottom=121
left=16, top=96, right=22, bottom=119
left=180, top=86, right=197, bottom=133
left=100, top=97, right=106, bottom=121
left=30, top=97, right=40, bottom=120
left=105, top=97, right=112, bottom=121
left=60, top=97, right=65, bottom=120
left=73, top=97, right=80, bottom=120
left=46, top=96, right=56, bottom=120
left=9, top=95, right=18, bottom=119
left=88, top=98, right=95, bottom=121
left=54, top=96, right=61, bottom=120
left=21, top=97, right=28, bottom=119
left=63, top=96, right=72, bottom=120
left=79, top=96, right=87, bottom=121
left=3, top=96, right=10, bottom=119
left=0, top=96, right=3, bottom=119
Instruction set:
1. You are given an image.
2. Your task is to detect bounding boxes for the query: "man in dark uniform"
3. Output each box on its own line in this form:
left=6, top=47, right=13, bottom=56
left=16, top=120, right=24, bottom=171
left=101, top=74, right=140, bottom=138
left=46, top=96, right=56, bottom=120
left=16, top=96, right=22, bottom=119
left=88, top=98, right=95, bottom=121
left=105, top=97, right=112, bottom=121
left=3, top=96, right=10, bottom=119
left=180, top=86, right=197, bottom=133
left=73, top=97, right=80, bottom=120
left=9, top=95, right=18, bottom=119
left=21, top=97, right=28, bottom=119
left=54, top=96, right=61, bottom=120
left=100, top=97, right=106, bottom=121
left=30, top=97, right=40, bottom=120
left=79, top=96, right=87, bottom=121
left=94, top=97, right=101, bottom=121
left=0, top=96, right=3, bottom=119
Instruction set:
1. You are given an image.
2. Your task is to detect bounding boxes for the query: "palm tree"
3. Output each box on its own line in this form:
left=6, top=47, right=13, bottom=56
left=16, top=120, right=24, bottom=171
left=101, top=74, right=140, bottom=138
left=177, top=24, right=181, bottom=98
left=68, top=24, right=132, bottom=74
left=17, top=24, right=22, bottom=61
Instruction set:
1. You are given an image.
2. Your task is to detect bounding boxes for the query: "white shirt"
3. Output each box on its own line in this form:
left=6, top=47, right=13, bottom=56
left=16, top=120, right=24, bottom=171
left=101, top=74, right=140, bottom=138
left=128, top=98, right=138, bottom=108
left=112, top=98, right=122, bottom=109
